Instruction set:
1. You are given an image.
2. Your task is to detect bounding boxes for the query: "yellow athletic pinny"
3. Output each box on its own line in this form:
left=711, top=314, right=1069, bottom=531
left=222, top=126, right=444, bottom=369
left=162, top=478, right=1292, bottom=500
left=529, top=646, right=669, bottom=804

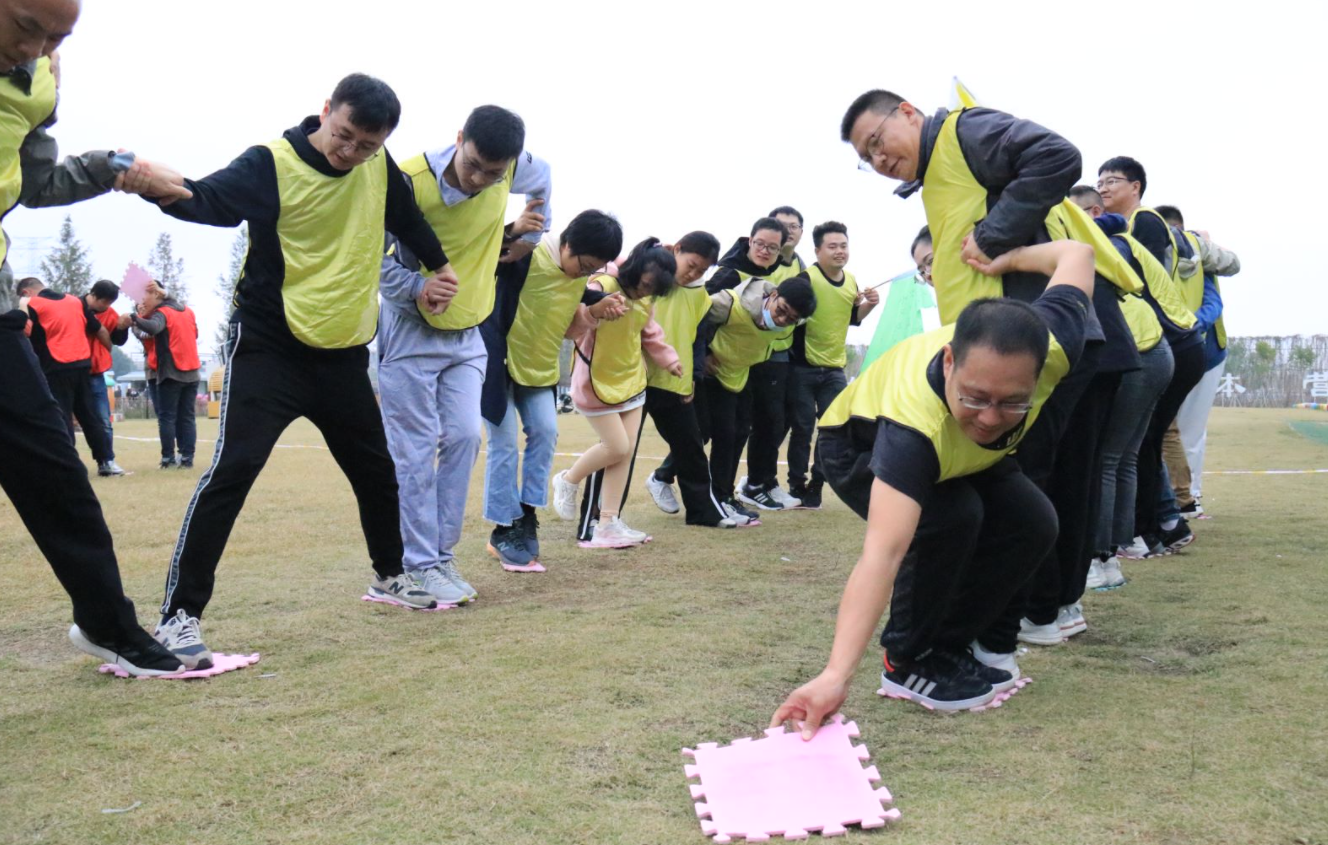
left=506, top=243, right=589, bottom=387
left=399, top=153, right=514, bottom=329
left=710, top=281, right=778, bottom=393
left=0, top=57, right=56, bottom=265
left=583, top=275, right=650, bottom=405
left=265, top=138, right=387, bottom=348
left=820, top=324, right=1070, bottom=481
left=1177, top=230, right=1226, bottom=349
left=647, top=284, right=711, bottom=395
left=922, top=109, right=1143, bottom=325
left=803, top=265, right=859, bottom=368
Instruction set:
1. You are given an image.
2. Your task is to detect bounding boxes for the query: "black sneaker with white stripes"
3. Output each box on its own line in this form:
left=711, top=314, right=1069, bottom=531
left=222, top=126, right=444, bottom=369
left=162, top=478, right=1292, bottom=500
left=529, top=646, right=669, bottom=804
left=880, top=649, right=997, bottom=711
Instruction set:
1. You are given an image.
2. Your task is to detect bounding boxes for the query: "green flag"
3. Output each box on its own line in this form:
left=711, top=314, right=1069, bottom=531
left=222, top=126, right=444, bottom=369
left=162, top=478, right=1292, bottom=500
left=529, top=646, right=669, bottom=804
left=860, top=272, right=936, bottom=373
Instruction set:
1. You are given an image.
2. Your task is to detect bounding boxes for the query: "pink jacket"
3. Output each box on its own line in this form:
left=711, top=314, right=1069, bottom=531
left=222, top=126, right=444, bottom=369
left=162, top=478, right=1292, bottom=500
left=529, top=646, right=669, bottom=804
left=566, top=277, right=679, bottom=413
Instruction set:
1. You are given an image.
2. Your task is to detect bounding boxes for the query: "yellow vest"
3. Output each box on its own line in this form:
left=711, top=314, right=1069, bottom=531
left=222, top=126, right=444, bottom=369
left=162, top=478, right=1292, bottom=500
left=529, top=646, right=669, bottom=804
left=507, top=242, right=588, bottom=387
left=1128, top=207, right=1181, bottom=276
left=922, top=109, right=1143, bottom=325
left=647, top=283, right=710, bottom=395
left=1178, top=230, right=1226, bottom=349
left=582, top=274, right=650, bottom=405
left=820, top=322, right=1070, bottom=481
left=737, top=268, right=795, bottom=352
left=265, top=138, right=387, bottom=349
left=0, top=58, right=57, bottom=265
left=766, top=253, right=804, bottom=284
left=711, top=280, right=777, bottom=393
left=1115, top=231, right=1196, bottom=331
left=803, top=265, right=859, bottom=368
left=1119, top=293, right=1162, bottom=353
left=400, top=153, right=512, bottom=330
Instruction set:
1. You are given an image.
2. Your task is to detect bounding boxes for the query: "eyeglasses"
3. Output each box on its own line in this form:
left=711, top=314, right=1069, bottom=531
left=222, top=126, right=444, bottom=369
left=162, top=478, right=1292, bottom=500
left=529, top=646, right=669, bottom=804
left=956, top=394, right=1033, bottom=415
left=768, top=295, right=807, bottom=327
left=330, top=129, right=381, bottom=160
left=856, top=107, right=899, bottom=171
left=750, top=239, right=782, bottom=255
left=461, top=153, right=509, bottom=183
left=1096, top=176, right=1133, bottom=190
left=783, top=222, right=803, bottom=232
left=575, top=256, right=603, bottom=276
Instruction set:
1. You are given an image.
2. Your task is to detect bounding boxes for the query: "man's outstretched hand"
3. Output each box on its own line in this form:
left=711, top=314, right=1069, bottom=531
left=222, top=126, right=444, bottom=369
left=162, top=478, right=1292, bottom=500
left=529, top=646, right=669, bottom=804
left=770, top=671, right=849, bottom=741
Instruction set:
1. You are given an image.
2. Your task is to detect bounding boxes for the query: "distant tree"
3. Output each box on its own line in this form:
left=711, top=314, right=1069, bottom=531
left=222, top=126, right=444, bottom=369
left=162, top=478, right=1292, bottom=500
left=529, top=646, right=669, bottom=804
left=1291, top=346, right=1317, bottom=368
left=215, top=226, right=247, bottom=357
left=111, top=346, right=134, bottom=376
left=147, top=232, right=187, bottom=303
left=39, top=215, right=93, bottom=294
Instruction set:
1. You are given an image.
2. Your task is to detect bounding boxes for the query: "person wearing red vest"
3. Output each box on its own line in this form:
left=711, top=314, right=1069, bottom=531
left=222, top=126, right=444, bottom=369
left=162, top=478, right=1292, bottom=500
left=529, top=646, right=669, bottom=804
left=83, top=279, right=128, bottom=475
left=131, top=281, right=201, bottom=468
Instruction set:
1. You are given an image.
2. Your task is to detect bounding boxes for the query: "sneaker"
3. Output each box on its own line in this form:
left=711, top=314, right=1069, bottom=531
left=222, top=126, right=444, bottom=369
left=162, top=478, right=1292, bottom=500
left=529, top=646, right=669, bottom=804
left=97, top=460, right=127, bottom=477
left=969, top=640, right=1021, bottom=687
left=1085, top=559, right=1107, bottom=590
left=488, top=522, right=537, bottom=571
left=160, top=456, right=177, bottom=470
left=767, top=484, right=802, bottom=509
left=1120, top=536, right=1151, bottom=560
left=179, top=456, right=194, bottom=469
left=645, top=472, right=681, bottom=515
left=1017, top=617, right=1065, bottom=646
left=722, top=498, right=760, bottom=526
left=70, top=624, right=184, bottom=676
left=947, top=646, right=1017, bottom=693
left=153, top=609, right=215, bottom=669
left=582, top=516, right=646, bottom=549
left=879, top=651, right=996, bottom=711
left=791, top=482, right=823, bottom=510
left=519, top=504, right=542, bottom=560
left=439, top=559, right=477, bottom=601
left=1141, top=533, right=1170, bottom=558
left=1160, top=518, right=1195, bottom=552
left=368, top=573, right=438, bottom=609
left=1057, top=603, right=1087, bottom=638
left=737, top=480, right=785, bottom=511
left=412, top=567, right=469, bottom=606
left=552, top=470, right=579, bottom=520
left=1101, top=556, right=1127, bottom=589
left=616, top=520, right=649, bottom=543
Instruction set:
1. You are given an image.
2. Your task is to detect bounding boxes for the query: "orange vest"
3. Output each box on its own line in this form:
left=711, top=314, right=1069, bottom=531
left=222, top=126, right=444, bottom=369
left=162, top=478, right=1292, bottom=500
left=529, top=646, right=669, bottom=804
left=157, top=305, right=201, bottom=371
left=90, top=307, right=119, bottom=375
left=27, top=293, right=91, bottom=365
left=140, top=333, right=158, bottom=371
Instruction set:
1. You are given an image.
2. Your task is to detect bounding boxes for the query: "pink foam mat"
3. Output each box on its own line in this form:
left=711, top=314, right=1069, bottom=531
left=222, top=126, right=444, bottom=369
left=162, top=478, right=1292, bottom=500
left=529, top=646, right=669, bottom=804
left=682, top=714, right=900, bottom=842
left=360, top=595, right=461, bottom=612
left=876, top=677, right=1033, bottom=712
left=98, top=652, right=260, bottom=680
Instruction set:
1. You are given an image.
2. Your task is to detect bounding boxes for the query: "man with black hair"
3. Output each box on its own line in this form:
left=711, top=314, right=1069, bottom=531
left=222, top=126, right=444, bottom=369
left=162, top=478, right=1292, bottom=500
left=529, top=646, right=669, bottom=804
left=378, top=104, right=552, bottom=604
left=146, top=72, right=460, bottom=666
left=772, top=241, right=1093, bottom=725
left=82, top=279, right=128, bottom=476
left=785, top=221, right=878, bottom=509
left=766, top=206, right=808, bottom=284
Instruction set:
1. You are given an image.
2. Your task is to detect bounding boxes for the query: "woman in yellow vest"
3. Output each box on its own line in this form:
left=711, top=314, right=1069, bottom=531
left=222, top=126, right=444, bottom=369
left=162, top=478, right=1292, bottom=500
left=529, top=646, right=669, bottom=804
left=552, top=238, right=682, bottom=548
left=772, top=240, right=1094, bottom=725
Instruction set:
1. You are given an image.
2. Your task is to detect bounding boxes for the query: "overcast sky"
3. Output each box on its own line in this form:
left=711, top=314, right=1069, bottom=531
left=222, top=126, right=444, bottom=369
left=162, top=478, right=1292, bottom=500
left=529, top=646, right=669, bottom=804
left=6, top=0, right=1322, bottom=354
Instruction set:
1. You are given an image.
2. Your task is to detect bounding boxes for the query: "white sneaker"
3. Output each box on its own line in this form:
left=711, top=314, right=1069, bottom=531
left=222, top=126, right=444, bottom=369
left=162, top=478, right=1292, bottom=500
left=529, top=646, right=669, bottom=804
left=552, top=470, right=580, bottom=520
left=584, top=516, right=645, bottom=548
left=1120, top=536, right=1151, bottom=560
left=1057, top=603, right=1087, bottom=638
left=721, top=500, right=755, bottom=527
left=154, top=609, right=214, bottom=669
left=1101, top=556, right=1126, bottom=588
left=1017, top=617, right=1065, bottom=646
left=969, top=640, right=1020, bottom=686
left=412, top=567, right=470, bottom=606
left=645, top=472, right=681, bottom=514
left=767, top=484, right=802, bottom=509
left=439, top=559, right=477, bottom=600
left=1085, top=559, right=1107, bottom=590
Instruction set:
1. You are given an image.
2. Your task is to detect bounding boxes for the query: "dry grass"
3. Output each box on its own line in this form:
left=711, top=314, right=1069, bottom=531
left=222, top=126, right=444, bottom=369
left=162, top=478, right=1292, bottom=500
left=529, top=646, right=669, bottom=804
left=1, top=408, right=1326, bottom=844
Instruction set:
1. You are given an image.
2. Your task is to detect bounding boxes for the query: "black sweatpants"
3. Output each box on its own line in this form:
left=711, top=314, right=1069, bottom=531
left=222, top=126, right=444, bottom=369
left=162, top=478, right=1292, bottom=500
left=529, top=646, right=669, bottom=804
left=0, top=317, right=142, bottom=640
left=44, top=366, right=113, bottom=464
left=705, top=376, right=753, bottom=501
left=818, top=428, right=1058, bottom=661
left=160, top=325, right=406, bottom=620
left=1134, top=340, right=1206, bottom=537
left=576, top=409, right=648, bottom=542
left=786, top=364, right=848, bottom=489
left=654, top=379, right=711, bottom=485
left=739, top=358, right=788, bottom=490
left=644, top=388, right=727, bottom=525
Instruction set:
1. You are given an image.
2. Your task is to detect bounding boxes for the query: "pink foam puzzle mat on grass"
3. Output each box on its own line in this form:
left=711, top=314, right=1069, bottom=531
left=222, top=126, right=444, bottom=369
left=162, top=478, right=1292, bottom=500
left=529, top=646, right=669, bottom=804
left=360, top=594, right=462, bottom=612
left=98, top=652, right=260, bottom=680
left=682, top=714, right=900, bottom=842
left=876, top=677, right=1032, bottom=712
left=120, top=261, right=153, bottom=302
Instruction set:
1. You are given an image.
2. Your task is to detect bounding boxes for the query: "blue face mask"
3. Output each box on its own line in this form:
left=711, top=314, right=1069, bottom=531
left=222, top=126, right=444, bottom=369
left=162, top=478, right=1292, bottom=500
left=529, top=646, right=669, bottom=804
left=761, top=298, right=779, bottom=330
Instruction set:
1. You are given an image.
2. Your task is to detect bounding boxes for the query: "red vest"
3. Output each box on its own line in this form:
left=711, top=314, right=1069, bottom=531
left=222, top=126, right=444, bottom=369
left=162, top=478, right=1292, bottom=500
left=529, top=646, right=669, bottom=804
left=90, top=306, right=119, bottom=375
left=140, top=333, right=158, bottom=371
left=157, top=304, right=200, bottom=371
left=26, top=292, right=91, bottom=365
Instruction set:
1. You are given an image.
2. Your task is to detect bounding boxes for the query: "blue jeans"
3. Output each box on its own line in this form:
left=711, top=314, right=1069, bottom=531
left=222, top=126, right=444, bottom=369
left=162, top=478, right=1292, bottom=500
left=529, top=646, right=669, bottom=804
left=156, top=378, right=199, bottom=461
left=1096, top=341, right=1173, bottom=550
left=483, top=383, right=557, bottom=525
left=86, top=373, right=115, bottom=461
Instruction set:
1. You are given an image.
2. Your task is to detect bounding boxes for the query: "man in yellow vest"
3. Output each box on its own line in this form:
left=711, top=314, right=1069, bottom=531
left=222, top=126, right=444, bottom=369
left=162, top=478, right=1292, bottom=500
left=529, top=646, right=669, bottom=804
left=146, top=73, right=461, bottom=667
left=0, top=0, right=190, bottom=675
left=772, top=240, right=1093, bottom=724
left=377, top=105, right=551, bottom=606
left=785, top=221, right=878, bottom=509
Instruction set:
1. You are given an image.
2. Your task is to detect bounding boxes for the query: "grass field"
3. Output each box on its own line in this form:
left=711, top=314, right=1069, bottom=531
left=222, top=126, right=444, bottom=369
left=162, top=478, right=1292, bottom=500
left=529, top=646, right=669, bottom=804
left=1, top=408, right=1326, bottom=845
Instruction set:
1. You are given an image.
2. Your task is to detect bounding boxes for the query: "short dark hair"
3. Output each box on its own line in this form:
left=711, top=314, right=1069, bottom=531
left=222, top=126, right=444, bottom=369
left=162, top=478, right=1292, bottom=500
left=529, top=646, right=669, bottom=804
left=1098, top=155, right=1147, bottom=197
left=768, top=206, right=803, bottom=225
left=560, top=210, right=623, bottom=265
left=462, top=105, right=526, bottom=163
left=910, top=225, right=931, bottom=256
left=841, top=89, right=906, bottom=142
left=89, top=280, right=119, bottom=301
left=618, top=237, right=677, bottom=299
left=750, top=217, right=789, bottom=245
left=951, top=298, right=1049, bottom=373
left=675, top=231, right=720, bottom=264
left=16, top=277, right=42, bottom=295
left=1068, top=185, right=1103, bottom=208
left=812, top=220, right=847, bottom=249
left=1154, top=205, right=1185, bottom=228
left=330, top=73, right=402, bottom=133
left=776, top=276, right=817, bottom=319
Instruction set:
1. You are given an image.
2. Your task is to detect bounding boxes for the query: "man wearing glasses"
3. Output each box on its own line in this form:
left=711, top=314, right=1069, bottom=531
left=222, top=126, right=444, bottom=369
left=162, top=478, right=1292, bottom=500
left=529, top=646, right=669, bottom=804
left=147, top=73, right=458, bottom=667
left=772, top=241, right=1093, bottom=725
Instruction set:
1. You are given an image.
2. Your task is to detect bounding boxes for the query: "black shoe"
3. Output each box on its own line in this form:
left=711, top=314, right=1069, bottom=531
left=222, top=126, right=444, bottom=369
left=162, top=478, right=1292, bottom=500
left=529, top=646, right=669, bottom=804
left=796, top=482, right=823, bottom=510
left=519, top=504, right=541, bottom=559
left=487, top=522, right=536, bottom=571
left=179, top=456, right=194, bottom=469
left=945, top=647, right=1016, bottom=693
left=737, top=481, right=785, bottom=511
left=69, top=625, right=185, bottom=677
left=879, top=649, right=996, bottom=711
left=160, top=456, right=177, bottom=470
left=723, top=497, right=760, bottom=522
left=1160, top=518, right=1194, bottom=552
left=1141, top=532, right=1169, bottom=558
